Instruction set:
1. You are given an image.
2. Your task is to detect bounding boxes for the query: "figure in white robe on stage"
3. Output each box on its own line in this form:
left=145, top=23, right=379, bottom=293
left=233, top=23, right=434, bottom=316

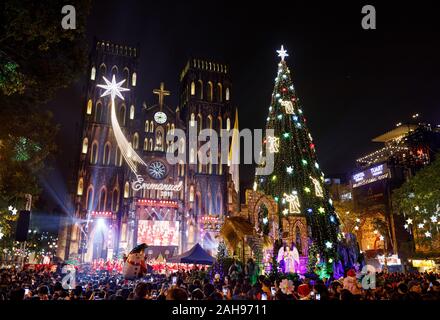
left=284, top=246, right=300, bottom=273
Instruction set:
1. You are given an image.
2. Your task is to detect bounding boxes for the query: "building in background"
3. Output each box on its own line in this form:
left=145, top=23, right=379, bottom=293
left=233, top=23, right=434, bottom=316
left=57, top=40, right=238, bottom=262
left=350, top=120, right=440, bottom=267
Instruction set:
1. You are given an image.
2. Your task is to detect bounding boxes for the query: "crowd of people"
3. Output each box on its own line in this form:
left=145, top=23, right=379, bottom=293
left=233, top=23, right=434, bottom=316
left=0, top=261, right=439, bottom=301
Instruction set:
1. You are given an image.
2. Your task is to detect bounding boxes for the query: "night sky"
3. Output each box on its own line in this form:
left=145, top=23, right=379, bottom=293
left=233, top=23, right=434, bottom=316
left=43, top=1, right=440, bottom=210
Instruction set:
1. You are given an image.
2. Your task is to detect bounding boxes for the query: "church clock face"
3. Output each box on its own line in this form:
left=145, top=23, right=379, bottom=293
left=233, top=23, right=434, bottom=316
left=148, top=161, right=167, bottom=180
left=154, top=111, right=167, bottom=124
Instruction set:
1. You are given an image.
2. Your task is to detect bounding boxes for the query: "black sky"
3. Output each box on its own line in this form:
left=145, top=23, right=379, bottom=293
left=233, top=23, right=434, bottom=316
left=44, top=1, right=440, bottom=205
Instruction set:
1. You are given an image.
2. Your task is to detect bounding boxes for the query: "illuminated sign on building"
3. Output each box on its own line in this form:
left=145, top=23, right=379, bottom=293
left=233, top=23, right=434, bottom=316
left=352, top=164, right=390, bottom=188
left=370, top=164, right=384, bottom=176
left=353, top=172, right=365, bottom=182
left=131, top=175, right=183, bottom=192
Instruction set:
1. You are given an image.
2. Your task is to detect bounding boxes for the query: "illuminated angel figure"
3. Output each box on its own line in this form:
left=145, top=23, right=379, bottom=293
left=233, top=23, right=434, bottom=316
left=280, top=100, right=294, bottom=114
left=267, top=136, right=280, bottom=153
left=310, top=176, right=324, bottom=198
left=284, top=191, right=301, bottom=214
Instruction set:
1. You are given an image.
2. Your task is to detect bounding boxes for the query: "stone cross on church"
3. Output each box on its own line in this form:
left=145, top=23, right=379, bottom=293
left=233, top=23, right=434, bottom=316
left=153, top=82, right=170, bottom=109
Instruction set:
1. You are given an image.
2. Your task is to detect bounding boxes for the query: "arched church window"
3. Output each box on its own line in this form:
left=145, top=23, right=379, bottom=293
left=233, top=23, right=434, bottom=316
left=111, top=189, right=119, bottom=212
left=189, top=185, right=194, bottom=202
left=90, top=142, right=98, bottom=164
left=99, top=187, right=107, bottom=211
left=132, top=72, right=137, bottom=86
left=190, top=81, right=196, bottom=95
left=129, top=105, right=135, bottom=120
left=99, top=64, right=106, bottom=77
left=145, top=120, right=149, bottom=132
left=155, top=127, right=164, bottom=151
left=103, top=142, right=111, bottom=165
left=258, top=204, right=270, bottom=236
left=207, top=81, right=213, bottom=102
left=197, top=114, right=203, bottom=134
left=90, top=66, right=96, bottom=80
left=225, top=87, right=230, bottom=101
left=95, top=102, right=102, bottom=122
left=133, top=133, right=139, bottom=149
left=143, top=138, right=148, bottom=151
left=149, top=139, right=153, bottom=151
left=218, top=153, right=222, bottom=175
left=86, top=185, right=94, bottom=211
left=217, top=194, right=223, bottom=215
left=115, top=147, right=122, bottom=166
left=77, top=178, right=84, bottom=196
left=150, top=121, right=154, bottom=133
left=180, top=162, right=185, bottom=177
left=111, top=65, right=118, bottom=76
left=190, top=113, right=195, bottom=127
left=198, top=80, right=203, bottom=99
left=218, top=116, right=223, bottom=136
left=119, top=104, right=126, bottom=126
left=82, top=137, right=88, bottom=154
left=86, top=99, right=93, bottom=115
left=226, top=117, right=231, bottom=131
left=124, top=182, right=130, bottom=198
left=217, top=83, right=222, bottom=102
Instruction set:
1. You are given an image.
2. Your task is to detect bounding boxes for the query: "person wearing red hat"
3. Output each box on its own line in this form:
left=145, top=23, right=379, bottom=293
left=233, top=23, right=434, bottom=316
left=343, top=269, right=362, bottom=296
left=297, top=283, right=311, bottom=300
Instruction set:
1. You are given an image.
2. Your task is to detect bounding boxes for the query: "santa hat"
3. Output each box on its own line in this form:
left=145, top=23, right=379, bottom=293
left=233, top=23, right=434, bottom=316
left=347, top=269, right=356, bottom=277
left=297, top=284, right=311, bottom=297
left=129, top=243, right=148, bottom=254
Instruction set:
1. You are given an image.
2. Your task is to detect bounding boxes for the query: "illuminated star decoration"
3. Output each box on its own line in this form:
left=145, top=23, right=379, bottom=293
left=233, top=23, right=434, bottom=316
left=286, top=166, right=294, bottom=174
left=354, top=226, right=359, bottom=231
left=418, top=223, right=424, bottom=229
left=277, top=45, right=289, bottom=61
left=97, top=75, right=129, bottom=101
left=11, top=208, right=17, bottom=215
left=97, top=76, right=146, bottom=174
left=318, top=207, right=325, bottom=214
left=325, top=241, right=333, bottom=249
left=404, top=224, right=409, bottom=229
left=262, top=217, right=269, bottom=225
left=406, top=218, right=413, bottom=225
left=282, top=208, right=289, bottom=215
left=379, top=235, right=385, bottom=241
left=425, top=231, right=431, bottom=238
left=430, top=216, right=438, bottom=223
left=8, top=205, right=13, bottom=211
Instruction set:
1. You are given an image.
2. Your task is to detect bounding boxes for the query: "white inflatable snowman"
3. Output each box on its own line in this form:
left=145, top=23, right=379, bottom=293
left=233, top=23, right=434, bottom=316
left=123, top=243, right=148, bottom=280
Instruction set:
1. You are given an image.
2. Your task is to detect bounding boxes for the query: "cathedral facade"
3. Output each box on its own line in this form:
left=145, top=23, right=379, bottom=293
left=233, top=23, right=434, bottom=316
left=57, top=40, right=238, bottom=262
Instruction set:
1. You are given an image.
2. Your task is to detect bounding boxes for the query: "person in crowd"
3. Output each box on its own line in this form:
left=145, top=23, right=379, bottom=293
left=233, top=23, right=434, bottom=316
left=343, top=269, right=362, bottom=297
left=0, top=264, right=439, bottom=301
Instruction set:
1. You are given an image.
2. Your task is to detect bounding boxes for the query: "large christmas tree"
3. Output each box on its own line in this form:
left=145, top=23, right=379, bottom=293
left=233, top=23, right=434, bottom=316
left=255, top=46, right=340, bottom=265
